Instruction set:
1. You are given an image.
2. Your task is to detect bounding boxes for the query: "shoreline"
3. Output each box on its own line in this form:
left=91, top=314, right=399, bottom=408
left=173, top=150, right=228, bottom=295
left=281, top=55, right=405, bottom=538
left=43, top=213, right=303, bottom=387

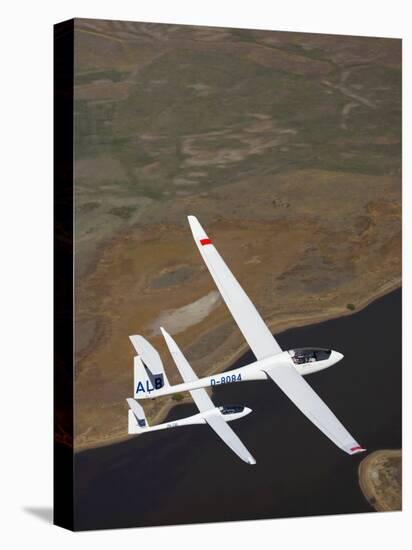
left=75, top=280, right=401, bottom=453
left=358, top=449, right=402, bottom=511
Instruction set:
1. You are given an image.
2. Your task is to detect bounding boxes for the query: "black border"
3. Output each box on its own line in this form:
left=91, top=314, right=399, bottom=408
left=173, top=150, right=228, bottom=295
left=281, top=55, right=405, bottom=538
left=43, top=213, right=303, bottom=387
left=53, top=18, right=75, bottom=531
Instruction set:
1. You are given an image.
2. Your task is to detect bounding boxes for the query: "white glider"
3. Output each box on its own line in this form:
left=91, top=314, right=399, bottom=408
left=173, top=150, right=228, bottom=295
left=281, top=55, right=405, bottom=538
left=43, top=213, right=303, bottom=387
left=128, top=216, right=366, bottom=459
left=127, top=328, right=255, bottom=464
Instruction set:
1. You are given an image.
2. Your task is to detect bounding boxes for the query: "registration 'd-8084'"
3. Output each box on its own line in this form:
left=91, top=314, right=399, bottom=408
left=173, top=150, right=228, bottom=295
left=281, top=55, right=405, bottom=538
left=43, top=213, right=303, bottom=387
left=211, top=373, right=242, bottom=386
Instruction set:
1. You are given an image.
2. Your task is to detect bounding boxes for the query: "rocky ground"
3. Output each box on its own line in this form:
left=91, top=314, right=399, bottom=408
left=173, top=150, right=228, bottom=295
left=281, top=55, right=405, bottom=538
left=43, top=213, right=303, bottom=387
left=359, top=450, right=402, bottom=511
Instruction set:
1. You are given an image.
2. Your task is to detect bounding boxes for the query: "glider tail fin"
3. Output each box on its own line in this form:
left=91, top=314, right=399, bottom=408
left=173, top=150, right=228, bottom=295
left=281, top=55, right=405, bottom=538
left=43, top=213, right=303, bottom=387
left=127, top=398, right=148, bottom=434
left=130, top=335, right=170, bottom=398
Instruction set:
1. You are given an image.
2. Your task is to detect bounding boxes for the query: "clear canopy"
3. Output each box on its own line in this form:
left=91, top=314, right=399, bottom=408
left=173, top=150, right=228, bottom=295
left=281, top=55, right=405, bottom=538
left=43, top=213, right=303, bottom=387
left=288, top=348, right=331, bottom=365
left=219, top=405, right=244, bottom=415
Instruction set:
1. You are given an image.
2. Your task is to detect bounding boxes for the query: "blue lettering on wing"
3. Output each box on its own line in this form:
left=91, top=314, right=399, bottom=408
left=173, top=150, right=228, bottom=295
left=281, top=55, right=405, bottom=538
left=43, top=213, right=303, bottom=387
left=136, top=381, right=145, bottom=393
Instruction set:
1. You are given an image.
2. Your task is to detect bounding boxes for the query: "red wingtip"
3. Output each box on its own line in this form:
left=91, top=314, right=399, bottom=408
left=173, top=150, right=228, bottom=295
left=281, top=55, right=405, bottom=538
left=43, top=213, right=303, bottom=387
left=350, top=445, right=367, bottom=454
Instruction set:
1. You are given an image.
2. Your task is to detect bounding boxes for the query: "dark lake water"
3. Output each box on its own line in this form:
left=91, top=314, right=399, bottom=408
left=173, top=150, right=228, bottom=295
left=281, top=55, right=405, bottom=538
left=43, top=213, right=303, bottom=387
left=74, top=288, right=401, bottom=530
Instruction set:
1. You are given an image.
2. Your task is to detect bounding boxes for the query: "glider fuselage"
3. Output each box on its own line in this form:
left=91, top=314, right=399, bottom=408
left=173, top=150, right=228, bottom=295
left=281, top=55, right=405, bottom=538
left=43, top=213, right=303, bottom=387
left=135, top=349, right=343, bottom=399
left=128, top=405, right=252, bottom=434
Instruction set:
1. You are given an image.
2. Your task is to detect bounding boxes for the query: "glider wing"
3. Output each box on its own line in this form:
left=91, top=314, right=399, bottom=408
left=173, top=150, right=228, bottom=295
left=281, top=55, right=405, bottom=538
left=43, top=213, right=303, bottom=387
left=187, top=215, right=282, bottom=360
left=161, top=327, right=256, bottom=464
left=264, top=361, right=365, bottom=455
left=160, top=326, right=213, bottom=412
left=203, top=412, right=256, bottom=465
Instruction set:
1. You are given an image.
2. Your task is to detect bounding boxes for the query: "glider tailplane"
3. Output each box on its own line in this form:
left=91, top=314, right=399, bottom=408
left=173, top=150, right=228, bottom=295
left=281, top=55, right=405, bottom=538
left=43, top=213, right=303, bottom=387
left=130, top=335, right=170, bottom=398
left=127, top=398, right=148, bottom=434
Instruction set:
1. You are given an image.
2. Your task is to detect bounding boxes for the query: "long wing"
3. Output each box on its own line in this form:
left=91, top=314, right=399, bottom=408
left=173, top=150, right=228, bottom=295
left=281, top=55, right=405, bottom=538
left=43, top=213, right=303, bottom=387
left=265, top=362, right=365, bottom=455
left=160, top=326, right=213, bottom=413
left=161, top=327, right=256, bottom=464
left=203, top=412, right=256, bottom=464
left=187, top=215, right=282, bottom=360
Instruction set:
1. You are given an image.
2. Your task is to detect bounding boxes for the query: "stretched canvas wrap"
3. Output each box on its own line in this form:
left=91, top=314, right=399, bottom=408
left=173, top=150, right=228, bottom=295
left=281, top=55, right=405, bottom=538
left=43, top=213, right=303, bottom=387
left=54, top=18, right=402, bottom=531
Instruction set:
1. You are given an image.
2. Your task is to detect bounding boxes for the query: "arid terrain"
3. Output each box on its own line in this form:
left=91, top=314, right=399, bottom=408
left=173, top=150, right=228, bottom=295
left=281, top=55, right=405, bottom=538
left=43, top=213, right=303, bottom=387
left=68, top=20, right=401, bottom=450
left=359, top=450, right=402, bottom=511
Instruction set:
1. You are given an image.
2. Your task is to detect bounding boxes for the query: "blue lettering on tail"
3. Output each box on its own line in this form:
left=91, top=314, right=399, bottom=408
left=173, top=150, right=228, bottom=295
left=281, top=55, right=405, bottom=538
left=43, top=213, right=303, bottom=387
left=136, top=376, right=164, bottom=394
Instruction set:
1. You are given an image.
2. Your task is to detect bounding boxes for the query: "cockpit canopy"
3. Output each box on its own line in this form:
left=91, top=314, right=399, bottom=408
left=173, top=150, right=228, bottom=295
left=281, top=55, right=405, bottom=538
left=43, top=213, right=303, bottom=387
left=219, top=405, right=244, bottom=415
left=288, top=348, right=331, bottom=365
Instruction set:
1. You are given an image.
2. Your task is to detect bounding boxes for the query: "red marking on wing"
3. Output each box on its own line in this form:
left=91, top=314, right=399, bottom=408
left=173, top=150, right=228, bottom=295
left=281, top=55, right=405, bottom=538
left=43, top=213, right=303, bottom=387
left=350, top=446, right=364, bottom=453
left=200, top=238, right=212, bottom=246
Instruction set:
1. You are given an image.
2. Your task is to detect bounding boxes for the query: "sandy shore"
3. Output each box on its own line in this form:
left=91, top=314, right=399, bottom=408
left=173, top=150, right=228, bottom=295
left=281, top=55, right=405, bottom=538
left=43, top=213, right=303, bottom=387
left=359, top=449, right=402, bottom=511
left=75, top=280, right=400, bottom=452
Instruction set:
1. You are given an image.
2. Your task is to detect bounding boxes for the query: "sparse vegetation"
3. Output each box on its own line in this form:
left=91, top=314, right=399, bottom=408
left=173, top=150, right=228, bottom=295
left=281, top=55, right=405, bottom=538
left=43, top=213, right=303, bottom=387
left=171, top=393, right=184, bottom=402
left=73, top=20, right=401, bottom=451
